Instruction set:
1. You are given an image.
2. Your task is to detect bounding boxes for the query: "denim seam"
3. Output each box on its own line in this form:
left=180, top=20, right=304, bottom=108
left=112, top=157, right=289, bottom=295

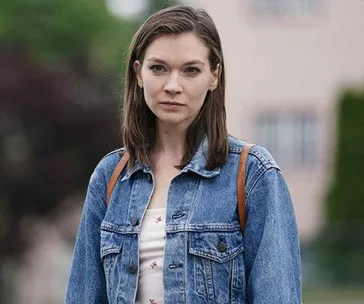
left=231, top=257, right=237, bottom=304
left=89, top=179, right=107, bottom=212
left=101, top=147, right=125, bottom=161
left=93, top=148, right=126, bottom=211
left=244, top=153, right=267, bottom=197
left=186, top=176, right=201, bottom=227
left=245, top=167, right=280, bottom=208
left=229, top=147, right=243, bottom=154
left=184, top=233, right=188, bottom=303
left=100, top=247, right=122, bottom=259
left=166, top=224, right=241, bottom=232
left=229, top=145, right=279, bottom=169
left=250, top=149, right=280, bottom=171
left=189, top=246, right=244, bottom=263
left=204, top=258, right=214, bottom=300
left=244, top=167, right=281, bottom=291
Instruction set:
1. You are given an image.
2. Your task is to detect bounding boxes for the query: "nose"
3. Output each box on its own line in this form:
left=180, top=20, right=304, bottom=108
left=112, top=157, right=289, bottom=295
left=164, top=72, right=182, bottom=95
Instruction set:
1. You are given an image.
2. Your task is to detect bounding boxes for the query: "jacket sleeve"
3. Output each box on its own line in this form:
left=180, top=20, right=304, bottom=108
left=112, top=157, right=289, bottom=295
left=244, top=167, right=302, bottom=303
left=65, top=171, right=108, bottom=304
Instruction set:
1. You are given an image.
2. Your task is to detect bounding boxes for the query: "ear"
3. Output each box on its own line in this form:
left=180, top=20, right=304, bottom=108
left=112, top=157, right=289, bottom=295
left=133, top=60, right=143, bottom=88
left=210, top=63, right=220, bottom=91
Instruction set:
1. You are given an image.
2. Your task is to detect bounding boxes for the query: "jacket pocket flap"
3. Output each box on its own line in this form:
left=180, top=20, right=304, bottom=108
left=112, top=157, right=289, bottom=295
left=189, top=231, right=244, bottom=263
left=100, top=229, right=123, bottom=259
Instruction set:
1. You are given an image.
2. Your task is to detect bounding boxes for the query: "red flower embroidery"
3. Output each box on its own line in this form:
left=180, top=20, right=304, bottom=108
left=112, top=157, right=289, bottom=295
left=155, top=216, right=162, bottom=224
left=150, top=261, right=157, bottom=269
left=149, top=299, right=157, bottom=304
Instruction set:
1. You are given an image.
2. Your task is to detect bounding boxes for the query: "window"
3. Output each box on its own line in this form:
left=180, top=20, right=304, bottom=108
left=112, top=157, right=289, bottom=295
left=256, top=112, right=317, bottom=168
left=250, top=0, right=319, bottom=16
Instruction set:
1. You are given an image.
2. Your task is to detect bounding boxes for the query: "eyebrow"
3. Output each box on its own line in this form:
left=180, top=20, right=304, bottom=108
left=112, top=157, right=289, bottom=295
left=146, top=57, right=205, bottom=66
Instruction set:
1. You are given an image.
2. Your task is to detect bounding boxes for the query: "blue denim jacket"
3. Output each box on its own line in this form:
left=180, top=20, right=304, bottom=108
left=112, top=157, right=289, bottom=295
left=65, top=136, right=302, bottom=303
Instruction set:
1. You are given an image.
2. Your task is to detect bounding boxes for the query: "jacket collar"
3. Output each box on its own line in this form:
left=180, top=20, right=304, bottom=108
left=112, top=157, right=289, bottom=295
left=181, top=136, right=220, bottom=178
left=122, top=136, right=220, bottom=180
left=121, top=159, right=149, bottom=181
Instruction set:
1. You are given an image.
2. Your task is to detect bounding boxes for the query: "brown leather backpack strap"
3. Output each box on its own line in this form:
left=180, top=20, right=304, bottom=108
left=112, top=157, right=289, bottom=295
left=237, top=144, right=256, bottom=234
left=106, top=151, right=130, bottom=205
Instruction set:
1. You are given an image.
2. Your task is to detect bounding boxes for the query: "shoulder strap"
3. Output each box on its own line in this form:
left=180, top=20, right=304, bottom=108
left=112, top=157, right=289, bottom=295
left=107, top=145, right=255, bottom=234
left=237, top=144, right=256, bottom=234
left=106, top=151, right=130, bottom=205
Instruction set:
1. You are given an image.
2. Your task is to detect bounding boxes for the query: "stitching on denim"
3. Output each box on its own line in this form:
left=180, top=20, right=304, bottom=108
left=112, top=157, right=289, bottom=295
left=101, top=147, right=125, bottom=160
left=245, top=167, right=280, bottom=209
left=89, top=181, right=108, bottom=212
left=127, top=174, right=140, bottom=221
left=100, top=222, right=141, bottom=234
left=187, top=176, right=201, bottom=224
left=100, top=247, right=121, bottom=259
left=189, top=245, right=244, bottom=263
left=229, top=147, right=243, bottom=154
left=249, top=147, right=280, bottom=171
left=166, top=223, right=241, bottom=232
left=204, top=258, right=214, bottom=300
left=93, top=148, right=127, bottom=211
left=244, top=152, right=266, bottom=195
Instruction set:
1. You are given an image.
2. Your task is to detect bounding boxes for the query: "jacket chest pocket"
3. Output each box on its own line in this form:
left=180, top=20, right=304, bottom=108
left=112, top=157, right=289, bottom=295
left=100, top=228, right=124, bottom=299
left=189, top=231, right=246, bottom=303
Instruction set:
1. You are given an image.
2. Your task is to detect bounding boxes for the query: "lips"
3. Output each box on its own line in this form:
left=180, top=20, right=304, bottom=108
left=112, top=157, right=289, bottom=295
left=159, top=101, right=184, bottom=106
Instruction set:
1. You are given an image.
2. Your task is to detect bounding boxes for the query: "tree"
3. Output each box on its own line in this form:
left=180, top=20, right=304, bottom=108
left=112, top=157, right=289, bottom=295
left=0, top=0, right=138, bottom=260
left=315, top=86, right=364, bottom=285
left=0, top=0, right=178, bottom=299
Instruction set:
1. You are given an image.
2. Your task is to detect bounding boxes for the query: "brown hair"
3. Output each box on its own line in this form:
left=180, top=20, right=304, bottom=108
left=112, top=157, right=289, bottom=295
left=122, top=5, right=228, bottom=170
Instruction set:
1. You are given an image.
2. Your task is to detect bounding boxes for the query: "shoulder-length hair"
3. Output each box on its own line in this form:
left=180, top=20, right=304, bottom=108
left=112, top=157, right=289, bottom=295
left=122, top=5, right=228, bottom=170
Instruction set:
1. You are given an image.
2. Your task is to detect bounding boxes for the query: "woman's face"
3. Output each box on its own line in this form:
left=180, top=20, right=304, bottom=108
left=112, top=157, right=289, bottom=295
left=134, top=33, right=219, bottom=130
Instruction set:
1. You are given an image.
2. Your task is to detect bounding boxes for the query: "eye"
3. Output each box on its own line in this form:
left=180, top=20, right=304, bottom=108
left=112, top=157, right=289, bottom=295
left=184, top=67, right=201, bottom=75
left=150, top=65, right=166, bottom=73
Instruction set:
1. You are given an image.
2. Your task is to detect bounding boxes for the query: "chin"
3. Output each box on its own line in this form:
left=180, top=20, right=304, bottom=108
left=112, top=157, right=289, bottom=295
left=158, top=118, right=183, bottom=125
left=155, top=115, right=190, bottom=127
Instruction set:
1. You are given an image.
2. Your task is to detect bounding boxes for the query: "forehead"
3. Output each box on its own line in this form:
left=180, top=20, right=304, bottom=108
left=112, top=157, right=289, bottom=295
left=144, top=33, right=210, bottom=64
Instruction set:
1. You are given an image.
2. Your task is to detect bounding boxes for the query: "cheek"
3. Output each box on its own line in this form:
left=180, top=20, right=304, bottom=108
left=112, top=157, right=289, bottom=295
left=142, top=74, right=162, bottom=99
left=187, top=80, right=210, bottom=103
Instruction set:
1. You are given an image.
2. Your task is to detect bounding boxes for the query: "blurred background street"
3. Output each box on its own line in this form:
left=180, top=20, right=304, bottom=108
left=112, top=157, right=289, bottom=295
left=1, top=0, right=364, bottom=303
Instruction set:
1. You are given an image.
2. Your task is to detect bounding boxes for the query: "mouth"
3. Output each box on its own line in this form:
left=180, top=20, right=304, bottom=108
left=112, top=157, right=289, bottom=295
left=159, top=101, right=184, bottom=106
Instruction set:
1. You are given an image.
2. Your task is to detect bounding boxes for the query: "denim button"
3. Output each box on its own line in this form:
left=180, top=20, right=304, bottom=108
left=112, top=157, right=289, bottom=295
left=131, top=217, right=139, bottom=226
left=217, top=241, right=227, bottom=252
left=128, top=264, right=137, bottom=274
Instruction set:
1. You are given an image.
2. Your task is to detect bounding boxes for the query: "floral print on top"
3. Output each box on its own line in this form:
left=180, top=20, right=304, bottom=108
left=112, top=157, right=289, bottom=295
left=135, top=208, right=166, bottom=304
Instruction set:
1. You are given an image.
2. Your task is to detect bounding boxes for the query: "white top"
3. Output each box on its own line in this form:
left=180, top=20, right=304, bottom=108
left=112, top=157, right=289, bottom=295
left=135, top=208, right=166, bottom=304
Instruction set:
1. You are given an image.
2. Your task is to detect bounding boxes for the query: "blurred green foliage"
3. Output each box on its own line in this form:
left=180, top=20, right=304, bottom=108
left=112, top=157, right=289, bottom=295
left=327, top=90, right=364, bottom=221
left=303, top=288, right=364, bottom=303
left=314, top=86, right=364, bottom=285
left=0, top=0, right=176, bottom=262
left=0, top=0, right=138, bottom=71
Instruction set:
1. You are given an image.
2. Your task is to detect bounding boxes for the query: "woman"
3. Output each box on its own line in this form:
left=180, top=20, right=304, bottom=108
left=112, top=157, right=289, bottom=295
left=65, top=5, right=302, bottom=304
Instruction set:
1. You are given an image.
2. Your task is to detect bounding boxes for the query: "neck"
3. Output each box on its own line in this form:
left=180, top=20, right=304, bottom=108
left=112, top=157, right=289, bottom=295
left=151, top=122, right=186, bottom=161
